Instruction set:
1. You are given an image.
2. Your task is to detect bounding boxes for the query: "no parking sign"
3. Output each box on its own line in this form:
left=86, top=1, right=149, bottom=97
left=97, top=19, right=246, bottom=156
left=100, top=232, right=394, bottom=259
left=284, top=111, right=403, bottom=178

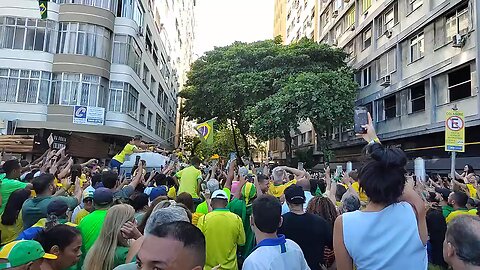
left=445, top=110, right=465, bottom=152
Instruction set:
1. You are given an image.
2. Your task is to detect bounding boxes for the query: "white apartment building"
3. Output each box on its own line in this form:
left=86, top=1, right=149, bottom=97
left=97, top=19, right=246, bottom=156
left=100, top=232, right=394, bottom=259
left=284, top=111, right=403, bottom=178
left=272, top=0, right=479, bottom=170
left=0, top=0, right=195, bottom=159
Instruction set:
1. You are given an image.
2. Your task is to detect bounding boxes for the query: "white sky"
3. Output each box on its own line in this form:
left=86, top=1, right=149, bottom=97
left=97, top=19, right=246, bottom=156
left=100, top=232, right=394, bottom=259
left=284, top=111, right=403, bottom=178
left=194, top=0, right=274, bottom=56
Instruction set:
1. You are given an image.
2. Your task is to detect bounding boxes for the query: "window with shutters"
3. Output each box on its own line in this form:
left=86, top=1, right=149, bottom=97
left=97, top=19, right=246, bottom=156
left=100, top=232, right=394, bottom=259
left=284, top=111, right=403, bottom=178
left=377, top=49, right=396, bottom=80
left=410, top=32, right=424, bottom=62
left=344, top=7, right=355, bottom=30
left=362, top=0, right=372, bottom=13
left=362, top=25, right=372, bottom=50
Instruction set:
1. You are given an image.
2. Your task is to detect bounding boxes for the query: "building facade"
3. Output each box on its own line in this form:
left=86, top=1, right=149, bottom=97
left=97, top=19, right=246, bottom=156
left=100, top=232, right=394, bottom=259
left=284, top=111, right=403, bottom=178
left=271, top=0, right=479, bottom=171
left=274, top=0, right=288, bottom=42
left=0, top=0, right=195, bottom=159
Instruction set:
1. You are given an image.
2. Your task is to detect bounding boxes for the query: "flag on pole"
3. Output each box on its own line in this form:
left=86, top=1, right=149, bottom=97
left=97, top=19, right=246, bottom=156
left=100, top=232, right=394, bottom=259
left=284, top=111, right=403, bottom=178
left=39, top=0, right=48, bottom=19
left=195, top=119, right=214, bottom=145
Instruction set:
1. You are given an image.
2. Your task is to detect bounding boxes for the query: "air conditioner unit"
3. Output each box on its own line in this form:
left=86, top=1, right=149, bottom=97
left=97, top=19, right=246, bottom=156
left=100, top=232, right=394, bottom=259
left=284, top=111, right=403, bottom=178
left=385, top=29, right=393, bottom=38
left=332, top=39, right=338, bottom=46
left=333, top=10, right=339, bottom=18
left=137, top=26, right=144, bottom=37
left=380, top=75, right=391, bottom=86
left=452, top=34, right=465, bottom=48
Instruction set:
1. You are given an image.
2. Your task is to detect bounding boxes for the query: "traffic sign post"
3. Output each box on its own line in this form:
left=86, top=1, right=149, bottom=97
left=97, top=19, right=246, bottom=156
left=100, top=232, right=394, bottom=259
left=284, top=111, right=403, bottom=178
left=445, top=108, right=465, bottom=178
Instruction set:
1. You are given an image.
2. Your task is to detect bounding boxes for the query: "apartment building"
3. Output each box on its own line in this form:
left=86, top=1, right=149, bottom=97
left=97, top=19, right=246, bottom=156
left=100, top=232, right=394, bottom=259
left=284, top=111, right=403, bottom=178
left=0, top=0, right=195, bottom=160
left=271, top=0, right=479, bottom=170
left=274, top=0, right=288, bottom=42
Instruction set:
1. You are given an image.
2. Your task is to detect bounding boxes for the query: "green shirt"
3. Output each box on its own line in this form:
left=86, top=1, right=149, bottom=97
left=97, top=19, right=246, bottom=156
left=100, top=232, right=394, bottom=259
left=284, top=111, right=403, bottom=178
left=78, top=209, right=108, bottom=252
left=175, top=166, right=203, bottom=199
left=114, top=246, right=131, bottom=268
left=195, top=188, right=231, bottom=214
left=0, top=175, right=28, bottom=215
left=21, top=195, right=78, bottom=229
left=442, top=205, right=454, bottom=218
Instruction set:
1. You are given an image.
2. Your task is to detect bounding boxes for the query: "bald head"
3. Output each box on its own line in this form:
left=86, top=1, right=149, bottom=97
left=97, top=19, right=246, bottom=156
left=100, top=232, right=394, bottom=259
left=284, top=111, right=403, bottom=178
left=444, top=215, right=480, bottom=267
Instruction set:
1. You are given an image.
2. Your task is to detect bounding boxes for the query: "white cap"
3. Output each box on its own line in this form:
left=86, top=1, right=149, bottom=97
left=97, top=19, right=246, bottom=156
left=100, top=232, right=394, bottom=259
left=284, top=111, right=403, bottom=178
left=211, top=190, right=228, bottom=201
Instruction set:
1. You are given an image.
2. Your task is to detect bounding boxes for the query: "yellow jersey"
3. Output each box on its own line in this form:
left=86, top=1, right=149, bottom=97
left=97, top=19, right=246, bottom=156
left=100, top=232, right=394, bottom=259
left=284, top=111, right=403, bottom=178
left=352, top=182, right=369, bottom=202
left=466, top=184, right=477, bottom=198
left=446, top=208, right=477, bottom=223
left=268, top=179, right=297, bottom=198
left=113, top=143, right=137, bottom=163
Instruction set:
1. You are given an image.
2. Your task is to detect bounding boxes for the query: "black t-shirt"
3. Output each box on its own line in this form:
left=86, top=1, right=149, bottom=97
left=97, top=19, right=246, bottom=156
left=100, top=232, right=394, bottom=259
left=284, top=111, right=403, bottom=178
left=426, top=207, right=448, bottom=267
left=278, top=212, right=333, bottom=270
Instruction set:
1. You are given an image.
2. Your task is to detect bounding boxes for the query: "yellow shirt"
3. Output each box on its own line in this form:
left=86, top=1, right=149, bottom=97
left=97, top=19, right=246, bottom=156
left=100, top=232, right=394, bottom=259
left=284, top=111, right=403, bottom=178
left=74, top=209, right=90, bottom=224
left=167, top=186, right=176, bottom=199
left=446, top=209, right=477, bottom=223
left=175, top=166, right=203, bottom=199
left=268, top=179, right=297, bottom=198
left=352, top=182, right=369, bottom=202
left=113, top=143, right=137, bottom=163
left=466, top=184, right=477, bottom=198
left=197, top=209, right=246, bottom=270
left=0, top=214, right=23, bottom=245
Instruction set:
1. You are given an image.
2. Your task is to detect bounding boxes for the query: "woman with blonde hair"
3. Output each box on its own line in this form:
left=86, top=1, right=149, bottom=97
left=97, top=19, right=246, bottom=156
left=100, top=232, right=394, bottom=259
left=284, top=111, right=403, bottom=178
left=83, top=204, right=140, bottom=270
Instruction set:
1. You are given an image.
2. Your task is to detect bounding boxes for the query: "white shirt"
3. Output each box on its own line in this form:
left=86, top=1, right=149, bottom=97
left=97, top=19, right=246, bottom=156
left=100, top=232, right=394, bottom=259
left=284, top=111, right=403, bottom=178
left=281, top=191, right=314, bottom=214
left=243, top=235, right=310, bottom=270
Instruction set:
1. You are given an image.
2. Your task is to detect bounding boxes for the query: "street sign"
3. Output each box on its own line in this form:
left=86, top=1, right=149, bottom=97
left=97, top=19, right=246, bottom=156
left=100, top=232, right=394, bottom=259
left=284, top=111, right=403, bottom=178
left=73, top=106, right=105, bottom=126
left=445, top=110, right=465, bottom=152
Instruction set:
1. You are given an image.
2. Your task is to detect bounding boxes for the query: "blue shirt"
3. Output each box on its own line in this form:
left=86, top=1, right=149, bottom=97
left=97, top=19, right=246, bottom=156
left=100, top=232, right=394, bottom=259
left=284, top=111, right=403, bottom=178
left=342, top=201, right=427, bottom=270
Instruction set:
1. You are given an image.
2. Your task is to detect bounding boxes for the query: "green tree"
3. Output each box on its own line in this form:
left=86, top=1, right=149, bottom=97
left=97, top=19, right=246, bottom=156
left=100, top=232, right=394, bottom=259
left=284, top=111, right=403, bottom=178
left=181, top=38, right=357, bottom=164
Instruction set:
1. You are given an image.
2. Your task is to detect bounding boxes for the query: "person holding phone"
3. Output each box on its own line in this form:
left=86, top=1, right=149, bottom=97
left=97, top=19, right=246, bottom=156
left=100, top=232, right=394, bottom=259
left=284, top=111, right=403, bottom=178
left=110, top=135, right=147, bottom=173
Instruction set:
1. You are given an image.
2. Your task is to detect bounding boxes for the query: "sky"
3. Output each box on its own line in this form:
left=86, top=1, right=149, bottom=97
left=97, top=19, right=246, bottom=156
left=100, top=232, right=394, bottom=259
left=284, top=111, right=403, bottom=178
left=193, top=0, right=274, bottom=56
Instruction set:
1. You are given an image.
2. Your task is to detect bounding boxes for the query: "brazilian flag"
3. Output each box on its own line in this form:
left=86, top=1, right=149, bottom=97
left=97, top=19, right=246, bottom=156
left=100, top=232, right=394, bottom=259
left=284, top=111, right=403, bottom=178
left=39, top=0, right=47, bottom=19
left=195, top=119, right=214, bottom=145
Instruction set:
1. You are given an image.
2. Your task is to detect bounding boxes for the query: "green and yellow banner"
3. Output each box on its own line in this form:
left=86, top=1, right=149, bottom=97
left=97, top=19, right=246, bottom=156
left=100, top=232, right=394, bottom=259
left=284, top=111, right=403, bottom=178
left=39, top=0, right=48, bottom=19
left=195, top=119, right=215, bottom=145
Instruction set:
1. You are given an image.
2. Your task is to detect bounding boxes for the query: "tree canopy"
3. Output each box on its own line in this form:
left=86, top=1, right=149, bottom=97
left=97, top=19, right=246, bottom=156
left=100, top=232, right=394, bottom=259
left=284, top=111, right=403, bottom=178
left=180, top=38, right=358, bottom=164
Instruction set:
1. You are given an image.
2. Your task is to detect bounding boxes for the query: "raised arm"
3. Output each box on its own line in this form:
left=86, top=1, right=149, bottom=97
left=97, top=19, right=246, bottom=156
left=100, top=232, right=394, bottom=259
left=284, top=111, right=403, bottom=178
left=129, top=162, right=145, bottom=189
left=400, top=177, right=428, bottom=245
left=225, top=160, right=236, bottom=190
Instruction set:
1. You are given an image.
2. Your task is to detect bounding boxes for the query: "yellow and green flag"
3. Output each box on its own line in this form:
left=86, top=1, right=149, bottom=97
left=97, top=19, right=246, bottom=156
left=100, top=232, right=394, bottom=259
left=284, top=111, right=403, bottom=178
left=195, top=119, right=214, bottom=145
left=39, top=0, right=48, bottom=19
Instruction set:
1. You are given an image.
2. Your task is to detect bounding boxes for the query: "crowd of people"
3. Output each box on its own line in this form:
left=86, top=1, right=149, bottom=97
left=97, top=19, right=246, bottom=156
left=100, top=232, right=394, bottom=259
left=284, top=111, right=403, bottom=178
left=0, top=116, right=479, bottom=270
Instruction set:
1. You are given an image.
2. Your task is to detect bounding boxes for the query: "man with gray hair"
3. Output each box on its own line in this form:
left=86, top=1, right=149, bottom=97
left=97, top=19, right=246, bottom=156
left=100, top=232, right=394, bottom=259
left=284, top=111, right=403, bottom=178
left=269, top=166, right=310, bottom=198
left=443, top=215, right=480, bottom=270
left=113, top=206, right=190, bottom=270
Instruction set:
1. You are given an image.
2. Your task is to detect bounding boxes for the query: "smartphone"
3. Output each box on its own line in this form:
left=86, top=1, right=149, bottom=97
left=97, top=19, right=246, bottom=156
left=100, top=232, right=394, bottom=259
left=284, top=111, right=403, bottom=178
left=134, top=156, right=141, bottom=166
left=354, top=106, right=368, bottom=134
left=239, top=167, right=249, bottom=177
left=298, top=162, right=304, bottom=171
left=229, top=152, right=237, bottom=161
left=336, top=166, right=343, bottom=177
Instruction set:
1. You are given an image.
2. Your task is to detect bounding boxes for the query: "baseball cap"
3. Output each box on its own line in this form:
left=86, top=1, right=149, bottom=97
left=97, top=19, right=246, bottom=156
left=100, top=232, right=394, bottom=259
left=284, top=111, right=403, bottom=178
left=149, top=186, right=168, bottom=201
left=93, top=187, right=114, bottom=206
left=285, top=185, right=306, bottom=204
left=435, top=187, right=452, bottom=201
left=206, top=179, right=220, bottom=193
left=0, top=240, right=57, bottom=269
left=211, top=190, right=229, bottom=201
left=83, top=189, right=94, bottom=202
left=47, top=199, right=69, bottom=216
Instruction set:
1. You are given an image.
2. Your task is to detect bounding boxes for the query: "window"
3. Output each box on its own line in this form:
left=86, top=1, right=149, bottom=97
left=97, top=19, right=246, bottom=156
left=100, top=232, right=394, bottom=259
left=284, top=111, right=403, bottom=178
left=127, top=84, right=139, bottom=118
left=362, top=25, right=372, bottom=50
left=410, top=33, right=424, bottom=62
left=161, top=119, right=167, bottom=139
left=362, top=0, right=372, bottom=13
left=57, top=22, right=111, bottom=60
left=376, top=4, right=397, bottom=38
left=153, top=43, right=159, bottom=65
left=361, top=66, right=372, bottom=87
left=334, top=22, right=343, bottom=40
left=377, top=49, right=396, bottom=79
left=0, top=68, right=51, bottom=104
left=155, top=113, right=161, bottom=136
left=344, top=41, right=355, bottom=61
left=50, top=73, right=108, bottom=107
left=112, top=34, right=141, bottom=76
left=446, top=6, right=469, bottom=42
left=301, top=133, right=307, bottom=144
left=0, top=17, right=57, bottom=53
left=410, top=83, right=425, bottom=113
left=157, top=83, right=165, bottom=105
left=147, top=110, right=153, bottom=130
left=108, top=81, right=129, bottom=112
left=409, top=0, right=423, bottom=12
left=119, top=0, right=144, bottom=27
left=448, top=65, right=471, bottom=102
left=334, top=0, right=342, bottom=11
left=143, top=64, right=149, bottom=86
left=384, top=95, right=397, bottom=119
left=139, top=103, right=146, bottom=125
left=320, top=8, right=330, bottom=29
left=344, top=7, right=355, bottom=29
left=145, top=27, right=152, bottom=53
left=150, top=76, right=156, bottom=96
left=55, top=0, right=118, bottom=13
left=162, top=94, right=168, bottom=111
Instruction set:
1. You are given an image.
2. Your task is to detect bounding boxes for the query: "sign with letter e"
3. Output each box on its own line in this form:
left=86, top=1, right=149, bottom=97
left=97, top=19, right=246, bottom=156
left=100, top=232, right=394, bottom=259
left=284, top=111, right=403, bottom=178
left=445, top=110, right=465, bottom=152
